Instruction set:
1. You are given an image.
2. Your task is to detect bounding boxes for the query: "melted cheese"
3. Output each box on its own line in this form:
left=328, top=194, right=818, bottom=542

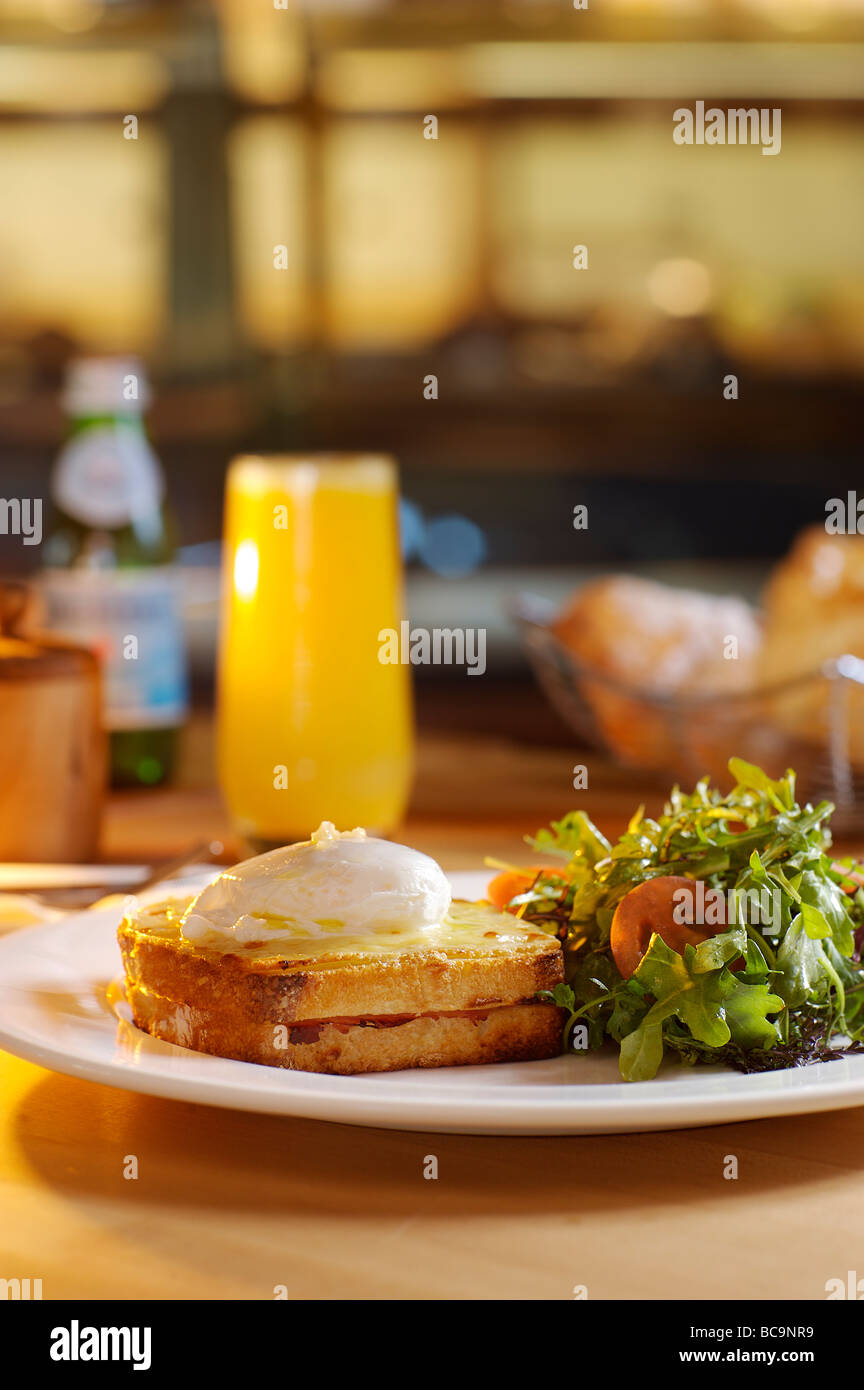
left=127, top=897, right=556, bottom=962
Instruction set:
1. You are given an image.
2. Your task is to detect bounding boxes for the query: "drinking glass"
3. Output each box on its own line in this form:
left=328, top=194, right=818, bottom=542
left=218, top=454, right=413, bottom=847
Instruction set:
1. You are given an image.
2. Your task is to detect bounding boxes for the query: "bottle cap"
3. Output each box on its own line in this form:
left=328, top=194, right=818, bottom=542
left=62, top=357, right=151, bottom=416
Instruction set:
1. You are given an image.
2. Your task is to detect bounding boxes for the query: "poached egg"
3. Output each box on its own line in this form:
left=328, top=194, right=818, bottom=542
left=180, top=822, right=452, bottom=950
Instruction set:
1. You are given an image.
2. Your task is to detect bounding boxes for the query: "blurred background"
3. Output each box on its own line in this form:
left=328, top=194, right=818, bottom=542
left=0, top=0, right=862, bottom=756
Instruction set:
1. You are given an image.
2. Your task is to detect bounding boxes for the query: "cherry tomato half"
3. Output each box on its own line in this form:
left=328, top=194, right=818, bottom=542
left=610, top=875, right=721, bottom=978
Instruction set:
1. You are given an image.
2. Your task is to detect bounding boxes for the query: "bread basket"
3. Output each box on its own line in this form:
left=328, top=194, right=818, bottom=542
left=514, top=593, right=864, bottom=832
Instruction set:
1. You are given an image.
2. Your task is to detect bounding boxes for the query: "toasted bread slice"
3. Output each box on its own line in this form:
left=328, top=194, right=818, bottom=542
left=118, top=897, right=564, bottom=1075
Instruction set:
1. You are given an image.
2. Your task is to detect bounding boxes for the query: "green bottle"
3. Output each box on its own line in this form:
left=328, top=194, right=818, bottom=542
left=41, top=358, right=188, bottom=787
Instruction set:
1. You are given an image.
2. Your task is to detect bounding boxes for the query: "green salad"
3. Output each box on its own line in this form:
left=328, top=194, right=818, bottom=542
left=498, top=759, right=864, bottom=1081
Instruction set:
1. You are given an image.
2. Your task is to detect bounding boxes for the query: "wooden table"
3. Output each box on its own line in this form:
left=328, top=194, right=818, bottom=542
left=2, top=725, right=863, bottom=1300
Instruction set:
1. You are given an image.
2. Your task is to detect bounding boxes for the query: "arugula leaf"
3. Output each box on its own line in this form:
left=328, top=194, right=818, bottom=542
left=775, top=916, right=829, bottom=1008
left=797, top=869, right=855, bottom=956
left=540, top=982, right=576, bottom=1010
left=619, top=1020, right=665, bottom=1082
left=618, top=937, right=784, bottom=1079
left=526, top=811, right=610, bottom=864
left=619, top=937, right=734, bottom=1081
left=689, top=926, right=747, bottom=973
left=739, top=936, right=772, bottom=986
left=799, top=902, right=831, bottom=940
left=728, top=758, right=794, bottom=811
left=607, top=980, right=650, bottom=1042
left=722, top=978, right=785, bottom=1049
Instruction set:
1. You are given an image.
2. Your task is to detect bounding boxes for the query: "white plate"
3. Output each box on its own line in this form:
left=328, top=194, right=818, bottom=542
left=2, top=871, right=864, bottom=1135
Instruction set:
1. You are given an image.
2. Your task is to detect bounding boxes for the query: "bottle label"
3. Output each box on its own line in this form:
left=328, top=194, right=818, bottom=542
left=39, top=568, right=188, bottom=730
left=52, top=425, right=164, bottom=528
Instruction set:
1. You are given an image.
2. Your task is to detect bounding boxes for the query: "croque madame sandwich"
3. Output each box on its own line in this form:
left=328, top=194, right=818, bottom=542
left=118, top=823, right=564, bottom=1075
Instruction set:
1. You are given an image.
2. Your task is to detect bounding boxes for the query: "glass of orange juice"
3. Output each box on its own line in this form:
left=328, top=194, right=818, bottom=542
left=218, top=454, right=413, bottom=847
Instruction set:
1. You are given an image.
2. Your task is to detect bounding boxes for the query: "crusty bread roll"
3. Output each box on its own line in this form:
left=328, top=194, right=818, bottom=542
left=552, top=576, right=760, bottom=768
left=759, top=525, right=864, bottom=765
left=760, top=525, right=864, bottom=678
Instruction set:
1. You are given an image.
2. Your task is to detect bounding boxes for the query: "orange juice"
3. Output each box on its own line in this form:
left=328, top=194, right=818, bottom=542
left=218, top=455, right=413, bottom=845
